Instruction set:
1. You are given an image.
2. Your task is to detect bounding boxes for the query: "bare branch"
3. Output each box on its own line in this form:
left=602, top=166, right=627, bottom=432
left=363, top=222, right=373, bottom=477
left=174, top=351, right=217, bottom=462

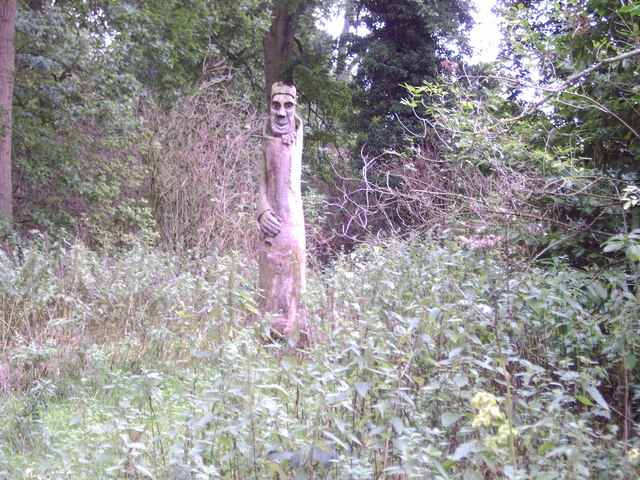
left=497, top=46, right=640, bottom=127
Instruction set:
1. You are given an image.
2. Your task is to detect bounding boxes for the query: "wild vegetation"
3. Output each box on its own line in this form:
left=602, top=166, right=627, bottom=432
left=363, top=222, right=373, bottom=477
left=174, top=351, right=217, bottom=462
left=0, top=235, right=638, bottom=479
left=0, top=0, right=639, bottom=479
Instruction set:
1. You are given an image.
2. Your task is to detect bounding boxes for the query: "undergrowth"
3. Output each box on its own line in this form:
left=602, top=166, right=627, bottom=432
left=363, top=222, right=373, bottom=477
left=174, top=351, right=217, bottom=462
left=0, top=235, right=638, bottom=479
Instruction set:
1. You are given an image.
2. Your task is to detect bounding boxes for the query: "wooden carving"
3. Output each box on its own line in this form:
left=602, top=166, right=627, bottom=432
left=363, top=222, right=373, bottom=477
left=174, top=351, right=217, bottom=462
left=257, top=82, right=306, bottom=337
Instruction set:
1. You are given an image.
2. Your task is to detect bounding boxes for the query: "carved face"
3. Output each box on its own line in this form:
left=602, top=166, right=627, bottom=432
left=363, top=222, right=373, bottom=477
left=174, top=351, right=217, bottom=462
left=270, top=93, right=296, bottom=136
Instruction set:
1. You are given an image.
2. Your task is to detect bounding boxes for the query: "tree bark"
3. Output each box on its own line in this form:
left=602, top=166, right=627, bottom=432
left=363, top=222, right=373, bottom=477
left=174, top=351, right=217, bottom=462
left=262, top=0, right=305, bottom=105
left=0, top=0, right=16, bottom=222
left=335, top=0, right=358, bottom=81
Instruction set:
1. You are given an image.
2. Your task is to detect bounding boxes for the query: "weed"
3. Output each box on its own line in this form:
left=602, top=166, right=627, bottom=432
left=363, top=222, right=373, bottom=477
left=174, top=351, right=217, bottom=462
left=0, top=236, right=638, bottom=479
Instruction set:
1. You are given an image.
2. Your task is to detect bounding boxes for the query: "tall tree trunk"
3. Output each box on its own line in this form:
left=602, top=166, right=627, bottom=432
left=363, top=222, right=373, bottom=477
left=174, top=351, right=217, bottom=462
left=260, top=3, right=308, bottom=339
left=0, top=0, right=16, bottom=222
left=262, top=0, right=305, bottom=105
left=335, top=0, right=358, bottom=81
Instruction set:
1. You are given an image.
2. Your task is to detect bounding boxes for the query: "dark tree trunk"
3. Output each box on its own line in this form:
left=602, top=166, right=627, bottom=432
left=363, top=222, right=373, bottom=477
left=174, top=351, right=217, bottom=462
left=0, top=0, right=16, bottom=221
left=262, top=0, right=305, bottom=105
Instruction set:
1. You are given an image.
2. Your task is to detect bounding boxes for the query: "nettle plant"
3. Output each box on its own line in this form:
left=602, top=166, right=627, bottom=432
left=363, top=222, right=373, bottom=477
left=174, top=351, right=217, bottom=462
left=317, top=237, right=639, bottom=479
left=0, top=236, right=638, bottom=479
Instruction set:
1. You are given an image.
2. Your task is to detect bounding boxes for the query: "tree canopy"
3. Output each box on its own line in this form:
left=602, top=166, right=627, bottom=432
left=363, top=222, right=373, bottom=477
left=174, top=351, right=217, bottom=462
left=348, top=0, right=474, bottom=156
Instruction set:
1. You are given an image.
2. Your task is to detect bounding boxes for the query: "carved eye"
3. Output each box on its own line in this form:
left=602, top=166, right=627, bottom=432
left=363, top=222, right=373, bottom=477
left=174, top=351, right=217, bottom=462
left=272, top=101, right=281, bottom=110
left=285, top=102, right=294, bottom=110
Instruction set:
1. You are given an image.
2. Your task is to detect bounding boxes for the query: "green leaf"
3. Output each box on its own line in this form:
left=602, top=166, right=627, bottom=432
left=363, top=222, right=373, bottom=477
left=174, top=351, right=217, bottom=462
left=623, top=353, right=637, bottom=370
left=627, top=244, right=640, bottom=261
left=441, top=412, right=462, bottom=428
left=586, top=386, right=610, bottom=412
left=69, top=415, right=82, bottom=426
left=453, top=374, right=469, bottom=388
left=133, top=461, right=154, bottom=478
left=441, top=459, right=456, bottom=470
left=322, top=431, right=347, bottom=451
left=355, top=382, right=369, bottom=397
left=294, top=467, right=309, bottom=480
left=391, top=417, right=405, bottom=434
left=577, top=395, right=594, bottom=406
left=256, top=384, right=290, bottom=397
left=594, top=281, right=608, bottom=299
left=538, top=441, right=556, bottom=455
left=536, top=473, right=561, bottom=480
left=311, top=443, right=337, bottom=467
left=620, top=3, right=640, bottom=15
left=603, top=241, right=623, bottom=253
left=451, top=441, right=478, bottom=461
left=266, top=451, right=294, bottom=462
left=448, top=347, right=463, bottom=359
left=463, top=470, right=483, bottom=480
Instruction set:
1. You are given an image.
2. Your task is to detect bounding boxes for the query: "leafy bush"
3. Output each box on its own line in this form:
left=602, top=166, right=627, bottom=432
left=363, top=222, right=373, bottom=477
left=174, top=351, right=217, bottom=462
left=0, top=236, right=637, bottom=479
left=13, top=4, right=155, bottom=249
left=0, top=237, right=257, bottom=351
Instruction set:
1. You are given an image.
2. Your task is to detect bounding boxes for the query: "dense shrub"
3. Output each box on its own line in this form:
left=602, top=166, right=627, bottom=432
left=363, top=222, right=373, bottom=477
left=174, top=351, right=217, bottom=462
left=145, top=89, right=263, bottom=257
left=0, top=236, right=637, bottom=479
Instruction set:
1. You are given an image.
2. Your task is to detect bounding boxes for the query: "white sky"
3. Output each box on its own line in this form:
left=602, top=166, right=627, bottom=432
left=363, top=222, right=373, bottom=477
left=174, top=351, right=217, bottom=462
left=469, top=0, right=500, bottom=63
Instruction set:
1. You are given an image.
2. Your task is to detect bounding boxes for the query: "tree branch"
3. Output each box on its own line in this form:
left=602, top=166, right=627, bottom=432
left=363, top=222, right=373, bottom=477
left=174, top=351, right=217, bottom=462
left=497, top=46, right=640, bottom=126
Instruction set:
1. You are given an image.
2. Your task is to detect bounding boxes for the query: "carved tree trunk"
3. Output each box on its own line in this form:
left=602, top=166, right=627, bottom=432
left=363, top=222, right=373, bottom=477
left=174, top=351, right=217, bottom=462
left=262, top=0, right=305, bottom=104
left=0, top=0, right=16, bottom=221
left=261, top=3, right=307, bottom=338
left=258, top=118, right=305, bottom=336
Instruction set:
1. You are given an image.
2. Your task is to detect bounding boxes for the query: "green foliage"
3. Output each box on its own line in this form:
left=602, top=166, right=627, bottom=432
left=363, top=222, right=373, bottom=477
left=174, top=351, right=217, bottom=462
left=396, top=56, right=640, bottom=264
left=348, top=0, right=474, bottom=156
left=0, top=236, right=638, bottom=479
left=105, top=0, right=270, bottom=104
left=293, top=25, right=354, bottom=148
left=3, top=1, right=640, bottom=478
left=0, top=238, right=257, bottom=349
left=11, top=0, right=271, bottom=248
left=498, top=0, right=640, bottom=175
left=13, top=2, right=154, bottom=248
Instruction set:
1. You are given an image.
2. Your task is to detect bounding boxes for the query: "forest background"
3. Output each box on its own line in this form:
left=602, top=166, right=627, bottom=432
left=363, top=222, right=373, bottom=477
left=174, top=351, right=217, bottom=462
left=0, top=0, right=639, bottom=479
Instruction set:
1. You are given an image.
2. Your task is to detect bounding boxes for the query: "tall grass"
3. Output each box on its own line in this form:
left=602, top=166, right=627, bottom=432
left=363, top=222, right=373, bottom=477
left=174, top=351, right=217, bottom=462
left=0, top=235, right=638, bottom=479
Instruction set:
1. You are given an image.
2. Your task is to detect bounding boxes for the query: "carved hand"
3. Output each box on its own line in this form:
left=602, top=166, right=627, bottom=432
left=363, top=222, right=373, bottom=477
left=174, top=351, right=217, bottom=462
left=281, top=131, right=296, bottom=146
left=258, top=210, right=282, bottom=237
